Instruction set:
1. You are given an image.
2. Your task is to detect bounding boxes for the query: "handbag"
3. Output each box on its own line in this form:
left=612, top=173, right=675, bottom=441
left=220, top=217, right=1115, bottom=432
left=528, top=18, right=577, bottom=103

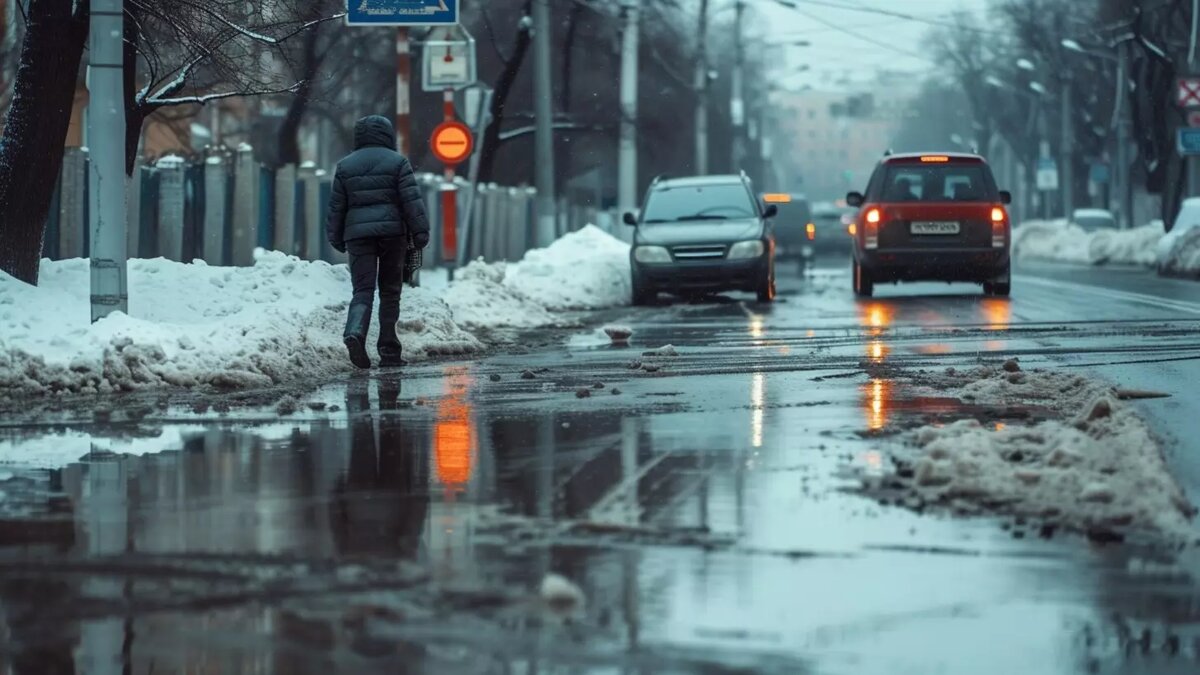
left=403, top=245, right=423, bottom=287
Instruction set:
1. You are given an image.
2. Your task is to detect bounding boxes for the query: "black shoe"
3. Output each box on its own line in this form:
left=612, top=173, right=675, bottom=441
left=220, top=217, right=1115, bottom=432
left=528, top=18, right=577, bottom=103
left=344, top=336, right=371, bottom=370
left=379, top=353, right=407, bottom=368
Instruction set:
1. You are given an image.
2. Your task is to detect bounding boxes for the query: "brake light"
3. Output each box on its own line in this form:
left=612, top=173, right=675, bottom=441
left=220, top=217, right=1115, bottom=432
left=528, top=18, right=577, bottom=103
left=763, top=193, right=792, bottom=204
left=864, top=208, right=881, bottom=249
left=920, top=155, right=950, bottom=163
left=991, top=206, right=1007, bottom=248
left=806, top=223, right=816, bottom=241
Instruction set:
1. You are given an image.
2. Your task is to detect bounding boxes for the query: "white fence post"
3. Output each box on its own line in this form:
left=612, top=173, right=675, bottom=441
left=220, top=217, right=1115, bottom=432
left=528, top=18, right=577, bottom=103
left=155, top=155, right=186, bottom=261
left=273, top=163, right=298, bottom=255
left=203, top=155, right=228, bottom=264
left=231, top=144, right=258, bottom=266
left=58, top=147, right=88, bottom=259
left=298, top=162, right=321, bottom=260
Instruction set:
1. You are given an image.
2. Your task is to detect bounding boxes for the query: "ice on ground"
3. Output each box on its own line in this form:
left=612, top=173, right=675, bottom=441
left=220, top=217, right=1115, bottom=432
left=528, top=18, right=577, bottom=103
left=502, top=225, right=632, bottom=310
left=880, top=366, right=1195, bottom=542
left=1013, top=219, right=1164, bottom=267
left=0, top=252, right=479, bottom=398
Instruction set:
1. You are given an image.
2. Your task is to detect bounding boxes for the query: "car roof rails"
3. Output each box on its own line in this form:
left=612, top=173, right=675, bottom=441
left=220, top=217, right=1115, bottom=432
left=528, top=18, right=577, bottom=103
left=650, top=173, right=670, bottom=185
left=883, top=148, right=894, bottom=157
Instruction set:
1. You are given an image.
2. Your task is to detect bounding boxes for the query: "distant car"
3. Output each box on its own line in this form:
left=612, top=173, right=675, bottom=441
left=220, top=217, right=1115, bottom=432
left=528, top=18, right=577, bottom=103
left=765, top=193, right=812, bottom=261
left=810, top=201, right=857, bottom=257
left=1071, top=208, right=1118, bottom=232
left=847, top=152, right=1013, bottom=297
left=626, top=173, right=778, bottom=304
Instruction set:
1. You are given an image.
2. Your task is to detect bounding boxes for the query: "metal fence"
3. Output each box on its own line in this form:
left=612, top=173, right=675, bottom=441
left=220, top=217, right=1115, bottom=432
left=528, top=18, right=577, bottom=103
left=41, top=147, right=620, bottom=266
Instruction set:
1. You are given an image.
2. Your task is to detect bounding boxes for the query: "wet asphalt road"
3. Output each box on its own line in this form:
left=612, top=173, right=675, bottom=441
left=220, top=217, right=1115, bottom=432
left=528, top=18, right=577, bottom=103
left=2, top=259, right=1200, bottom=674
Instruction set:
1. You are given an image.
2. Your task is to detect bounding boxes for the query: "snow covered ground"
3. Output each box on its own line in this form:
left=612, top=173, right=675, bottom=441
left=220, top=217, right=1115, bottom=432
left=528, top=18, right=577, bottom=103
left=873, top=364, right=1195, bottom=543
left=0, top=226, right=631, bottom=399
left=1012, top=219, right=1165, bottom=267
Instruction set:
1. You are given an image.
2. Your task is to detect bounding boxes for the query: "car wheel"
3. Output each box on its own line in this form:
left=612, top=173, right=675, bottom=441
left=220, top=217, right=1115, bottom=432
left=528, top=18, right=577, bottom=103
left=757, top=262, right=776, bottom=303
left=853, top=260, right=874, bottom=297
left=983, top=265, right=1011, bottom=297
left=632, top=281, right=655, bottom=306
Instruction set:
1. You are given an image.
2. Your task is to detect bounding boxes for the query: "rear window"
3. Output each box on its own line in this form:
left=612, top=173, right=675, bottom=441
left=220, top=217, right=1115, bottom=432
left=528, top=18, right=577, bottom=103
left=643, top=184, right=757, bottom=223
left=878, top=165, right=994, bottom=203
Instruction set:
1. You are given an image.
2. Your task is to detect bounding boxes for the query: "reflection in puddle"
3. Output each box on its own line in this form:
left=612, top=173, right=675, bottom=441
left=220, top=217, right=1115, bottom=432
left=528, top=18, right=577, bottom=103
left=751, top=371, right=765, bottom=448
left=981, top=297, right=1013, bottom=330
left=434, top=366, right=475, bottom=492
left=860, top=301, right=894, bottom=336
left=866, top=378, right=890, bottom=431
left=748, top=313, right=765, bottom=340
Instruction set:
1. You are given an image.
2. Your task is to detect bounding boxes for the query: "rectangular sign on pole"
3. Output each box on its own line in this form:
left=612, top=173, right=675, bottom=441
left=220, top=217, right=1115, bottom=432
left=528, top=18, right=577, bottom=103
left=347, top=0, right=459, bottom=26
left=1179, top=77, right=1200, bottom=108
left=1177, top=128, right=1200, bottom=156
left=1036, top=157, right=1059, bottom=191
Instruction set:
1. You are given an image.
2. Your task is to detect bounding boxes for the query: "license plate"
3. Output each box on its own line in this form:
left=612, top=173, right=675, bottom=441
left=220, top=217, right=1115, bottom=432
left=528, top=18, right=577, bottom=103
left=910, top=221, right=961, bottom=235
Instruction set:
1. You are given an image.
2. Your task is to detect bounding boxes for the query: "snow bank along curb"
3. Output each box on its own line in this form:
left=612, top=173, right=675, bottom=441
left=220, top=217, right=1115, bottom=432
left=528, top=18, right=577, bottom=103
left=868, top=364, right=1195, bottom=544
left=1012, top=219, right=1164, bottom=267
left=0, top=226, right=631, bottom=399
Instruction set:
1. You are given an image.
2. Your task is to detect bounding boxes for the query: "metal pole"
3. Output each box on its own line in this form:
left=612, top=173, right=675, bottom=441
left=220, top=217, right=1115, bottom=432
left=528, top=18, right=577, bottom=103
left=396, top=28, right=412, bottom=155
left=1061, top=78, right=1074, bottom=219
left=89, top=0, right=127, bottom=322
left=694, top=0, right=710, bottom=175
left=532, top=0, right=557, bottom=245
left=618, top=0, right=640, bottom=214
left=731, top=0, right=746, bottom=171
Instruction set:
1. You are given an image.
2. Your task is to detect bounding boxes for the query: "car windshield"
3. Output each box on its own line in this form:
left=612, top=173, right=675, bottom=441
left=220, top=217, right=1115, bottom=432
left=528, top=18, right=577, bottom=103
left=642, top=184, right=757, bottom=222
left=881, top=165, right=991, bottom=202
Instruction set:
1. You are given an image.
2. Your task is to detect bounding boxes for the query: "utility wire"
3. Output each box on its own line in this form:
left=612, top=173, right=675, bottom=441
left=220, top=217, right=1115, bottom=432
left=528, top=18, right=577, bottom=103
left=770, top=0, right=1007, bottom=36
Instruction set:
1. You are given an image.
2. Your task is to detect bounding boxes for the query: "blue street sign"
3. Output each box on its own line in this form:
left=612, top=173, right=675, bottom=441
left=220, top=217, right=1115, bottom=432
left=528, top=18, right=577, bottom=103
left=1178, top=128, right=1200, bottom=156
left=347, top=0, right=459, bottom=26
left=1089, top=162, right=1110, bottom=185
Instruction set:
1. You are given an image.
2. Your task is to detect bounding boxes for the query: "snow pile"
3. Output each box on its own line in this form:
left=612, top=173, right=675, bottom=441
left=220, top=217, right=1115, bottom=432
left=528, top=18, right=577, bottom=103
left=502, top=225, right=631, bottom=310
left=440, top=259, right=558, bottom=330
left=880, top=366, right=1195, bottom=541
left=1013, top=219, right=1164, bottom=267
left=1158, top=226, right=1200, bottom=278
left=0, top=251, right=479, bottom=398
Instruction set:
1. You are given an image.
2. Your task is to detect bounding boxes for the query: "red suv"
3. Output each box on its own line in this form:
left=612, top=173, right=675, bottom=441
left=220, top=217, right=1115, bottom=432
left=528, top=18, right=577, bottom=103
left=846, top=153, right=1012, bottom=297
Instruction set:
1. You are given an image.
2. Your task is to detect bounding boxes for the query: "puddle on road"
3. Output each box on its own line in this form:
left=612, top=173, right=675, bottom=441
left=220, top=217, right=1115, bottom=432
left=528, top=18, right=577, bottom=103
left=3, top=361, right=1200, bottom=673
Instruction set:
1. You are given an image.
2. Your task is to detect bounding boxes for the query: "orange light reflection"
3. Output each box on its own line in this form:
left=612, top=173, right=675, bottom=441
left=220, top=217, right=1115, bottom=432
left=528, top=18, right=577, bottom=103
left=435, top=367, right=475, bottom=491
left=866, top=378, right=890, bottom=431
left=981, top=297, right=1012, bottom=331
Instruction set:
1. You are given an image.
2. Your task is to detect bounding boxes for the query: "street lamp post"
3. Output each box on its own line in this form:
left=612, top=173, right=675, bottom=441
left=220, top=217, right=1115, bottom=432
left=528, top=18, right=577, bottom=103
left=731, top=0, right=747, bottom=171
left=618, top=0, right=640, bottom=215
left=695, top=0, right=711, bottom=175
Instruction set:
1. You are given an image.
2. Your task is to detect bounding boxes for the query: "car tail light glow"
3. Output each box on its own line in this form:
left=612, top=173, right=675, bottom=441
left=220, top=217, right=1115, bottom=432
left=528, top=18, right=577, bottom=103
left=864, top=208, right=881, bottom=249
left=848, top=223, right=857, bottom=236
left=920, top=155, right=950, bottom=163
left=991, top=206, right=1007, bottom=248
left=806, top=223, right=816, bottom=241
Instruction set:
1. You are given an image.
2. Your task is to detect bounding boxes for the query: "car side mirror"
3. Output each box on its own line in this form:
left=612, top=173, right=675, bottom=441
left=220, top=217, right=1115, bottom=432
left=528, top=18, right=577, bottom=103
left=999, top=190, right=1013, bottom=205
left=762, top=203, right=778, bottom=219
left=846, top=192, right=864, bottom=208
left=623, top=211, right=638, bottom=226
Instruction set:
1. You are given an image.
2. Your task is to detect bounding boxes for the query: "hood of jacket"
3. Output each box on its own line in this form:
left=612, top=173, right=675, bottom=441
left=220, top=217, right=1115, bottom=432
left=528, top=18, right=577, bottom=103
left=354, top=115, right=397, bottom=150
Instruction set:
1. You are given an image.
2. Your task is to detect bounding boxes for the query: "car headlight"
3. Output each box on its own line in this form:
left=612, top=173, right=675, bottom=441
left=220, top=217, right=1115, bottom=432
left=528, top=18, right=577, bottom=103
left=727, top=240, right=765, bottom=260
left=634, top=245, right=672, bottom=263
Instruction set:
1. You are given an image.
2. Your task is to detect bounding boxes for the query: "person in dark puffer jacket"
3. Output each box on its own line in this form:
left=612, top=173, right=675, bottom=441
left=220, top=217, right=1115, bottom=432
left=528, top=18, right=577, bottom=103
left=327, top=115, right=431, bottom=369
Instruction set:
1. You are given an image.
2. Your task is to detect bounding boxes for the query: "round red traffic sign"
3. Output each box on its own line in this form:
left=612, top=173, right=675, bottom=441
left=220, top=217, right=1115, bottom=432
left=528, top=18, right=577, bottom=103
left=430, top=121, right=474, bottom=166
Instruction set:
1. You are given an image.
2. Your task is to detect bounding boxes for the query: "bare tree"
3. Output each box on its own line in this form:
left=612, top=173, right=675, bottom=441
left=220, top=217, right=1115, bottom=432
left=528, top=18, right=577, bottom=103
left=0, top=0, right=90, bottom=285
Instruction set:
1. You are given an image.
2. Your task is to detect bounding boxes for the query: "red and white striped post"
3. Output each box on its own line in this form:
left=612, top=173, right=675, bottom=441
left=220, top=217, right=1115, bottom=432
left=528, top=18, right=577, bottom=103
left=442, top=89, right=458, bottom=263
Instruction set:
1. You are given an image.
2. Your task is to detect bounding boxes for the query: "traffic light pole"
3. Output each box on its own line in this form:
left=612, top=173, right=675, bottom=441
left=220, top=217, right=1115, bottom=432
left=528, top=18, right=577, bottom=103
left=694, top=0, right=710, bottom=175
left=731, top=0, right=746, bottom=171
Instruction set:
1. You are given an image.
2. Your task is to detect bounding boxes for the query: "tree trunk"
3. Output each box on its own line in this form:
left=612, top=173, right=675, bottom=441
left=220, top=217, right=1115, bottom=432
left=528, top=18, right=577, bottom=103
left=478, top=1, right=533, bottom=183
left=123, top=0, right=142, bottom=176
left=553, top=2, right=582, bottom=196
left=278, top=26, right=322, bottom=167
left=0, top=0, right=90, bottom=285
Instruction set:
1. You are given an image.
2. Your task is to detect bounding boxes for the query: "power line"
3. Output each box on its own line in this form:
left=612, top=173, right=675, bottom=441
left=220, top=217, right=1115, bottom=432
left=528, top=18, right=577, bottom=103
left=772, top=4, right=934, bottom=61
left=770, top=0, right=1007, bottom=37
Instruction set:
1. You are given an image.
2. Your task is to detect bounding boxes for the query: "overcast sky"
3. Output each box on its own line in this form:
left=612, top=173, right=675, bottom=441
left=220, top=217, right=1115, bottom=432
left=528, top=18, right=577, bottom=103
left=745, top=0, right=991, bottom=91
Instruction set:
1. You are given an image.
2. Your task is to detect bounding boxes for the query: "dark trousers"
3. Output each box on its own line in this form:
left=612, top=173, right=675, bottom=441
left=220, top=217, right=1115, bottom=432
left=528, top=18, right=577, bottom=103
left=345, top=236, right=406, bottom=355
